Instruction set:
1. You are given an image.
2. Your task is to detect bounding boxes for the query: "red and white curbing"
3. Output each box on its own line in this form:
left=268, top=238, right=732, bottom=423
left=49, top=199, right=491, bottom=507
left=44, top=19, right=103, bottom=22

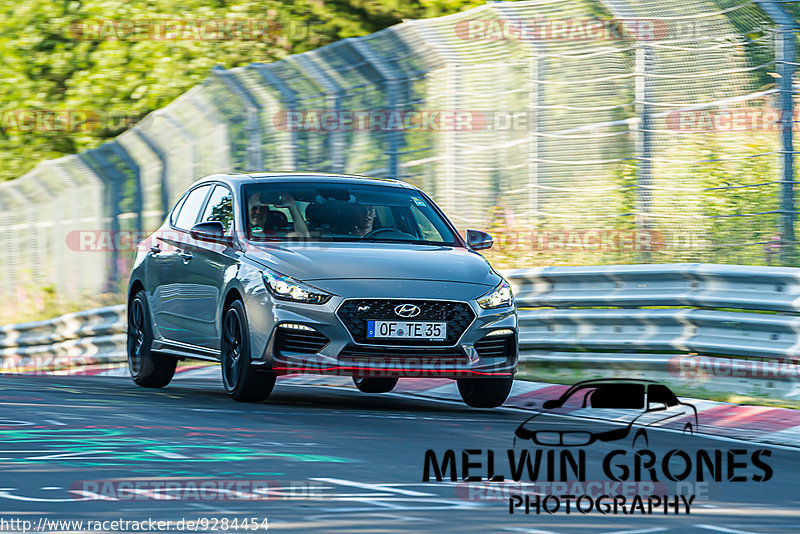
left=20, top=363, right=800, bottom=449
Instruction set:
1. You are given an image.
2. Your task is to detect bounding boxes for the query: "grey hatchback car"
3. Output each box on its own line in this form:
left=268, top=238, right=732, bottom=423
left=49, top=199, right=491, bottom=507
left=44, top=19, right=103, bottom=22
left=127, top=173, right=518, bottom=407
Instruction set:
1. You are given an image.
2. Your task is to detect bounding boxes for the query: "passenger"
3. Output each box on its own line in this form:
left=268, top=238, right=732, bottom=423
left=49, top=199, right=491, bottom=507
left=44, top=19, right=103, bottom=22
left=249, top=195, right=270, bottom=235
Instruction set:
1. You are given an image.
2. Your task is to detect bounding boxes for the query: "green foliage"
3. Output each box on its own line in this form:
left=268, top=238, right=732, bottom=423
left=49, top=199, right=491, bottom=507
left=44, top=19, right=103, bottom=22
left=0, top=0, right=483, bottom=183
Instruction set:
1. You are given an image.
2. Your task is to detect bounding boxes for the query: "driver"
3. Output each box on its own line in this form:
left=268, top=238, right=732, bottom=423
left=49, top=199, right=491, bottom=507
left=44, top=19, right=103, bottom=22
left=346, top=204, right=376, bottom=237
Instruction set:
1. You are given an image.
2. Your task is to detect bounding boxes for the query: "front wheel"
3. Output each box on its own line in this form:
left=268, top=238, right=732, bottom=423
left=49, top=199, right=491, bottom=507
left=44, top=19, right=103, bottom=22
left=456, top=377, right=513, bottom=408
left=127, top=290, right=176, bottom=388
left=353, top=376, right=398, bottom=393
left=220, top=300, right=276, bottom=402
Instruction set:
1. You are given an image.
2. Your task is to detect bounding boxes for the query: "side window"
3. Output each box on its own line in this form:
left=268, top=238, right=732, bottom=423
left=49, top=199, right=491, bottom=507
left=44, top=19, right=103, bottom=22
left=200, top=185, right=234, bottom=234
left=169, top=194, right=188, bottom=227
left=174, top=185, right=212, bottom=230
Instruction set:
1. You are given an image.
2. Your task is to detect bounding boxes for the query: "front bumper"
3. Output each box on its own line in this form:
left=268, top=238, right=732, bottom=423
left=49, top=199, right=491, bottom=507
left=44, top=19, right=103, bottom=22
left=245, top=283, right=517, bottom=378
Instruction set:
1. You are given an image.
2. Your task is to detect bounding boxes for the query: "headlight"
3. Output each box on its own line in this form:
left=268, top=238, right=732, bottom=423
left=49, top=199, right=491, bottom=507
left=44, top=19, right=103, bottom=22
left=262, top=270, right=332, bottom=304
left=477, top=280, right=513, bottom=309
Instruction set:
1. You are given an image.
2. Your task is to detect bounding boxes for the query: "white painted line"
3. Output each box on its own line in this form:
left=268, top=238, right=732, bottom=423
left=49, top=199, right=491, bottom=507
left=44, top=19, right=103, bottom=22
left=42, top=419, right=66, bottom=426
left=606, top=528, right=669, bottom=534
left=145, top=450, right=188, bottom=460
left=501, top=528, right=562, bottom=534
left=696, top=525, right=760, bottom=534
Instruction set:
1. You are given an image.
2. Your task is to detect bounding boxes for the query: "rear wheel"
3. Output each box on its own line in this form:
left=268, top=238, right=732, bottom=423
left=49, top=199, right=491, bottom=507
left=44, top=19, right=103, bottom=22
left=221, top=300, right=275, bottom=402
left=456, top=377, right=513, bottom=408
left=127, top=290, right=176, bottom=388
left=353, top=376, right=398, bottom=393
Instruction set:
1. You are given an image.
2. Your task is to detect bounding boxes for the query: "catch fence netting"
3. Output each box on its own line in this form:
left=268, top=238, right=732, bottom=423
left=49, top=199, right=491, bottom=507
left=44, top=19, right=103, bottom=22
left=0, top=0, right=795, bottom=307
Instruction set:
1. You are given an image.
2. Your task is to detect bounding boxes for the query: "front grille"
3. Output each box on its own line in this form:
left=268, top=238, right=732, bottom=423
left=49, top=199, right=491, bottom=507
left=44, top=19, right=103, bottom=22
left=474, top=334, right=515, bottom=359
left=275, top=328, right=329, bottom=354
left=336, top=299, right=476, bottom=346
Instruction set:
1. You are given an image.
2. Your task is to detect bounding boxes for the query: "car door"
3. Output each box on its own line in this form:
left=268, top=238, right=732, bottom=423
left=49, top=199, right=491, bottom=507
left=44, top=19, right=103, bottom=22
left=181, top=184, right=239, bottom=349
left=148, top=184, right=213, bottom=346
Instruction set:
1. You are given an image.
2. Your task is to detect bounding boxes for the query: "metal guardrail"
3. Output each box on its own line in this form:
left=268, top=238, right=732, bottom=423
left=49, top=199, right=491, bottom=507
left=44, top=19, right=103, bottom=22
left=0, top=305, right=125, bottom=372
left=1, top=265, right=799, bottom=389
left=504, top=263, right=800, bottom=397
left=504, top=263, right=800, bottom=361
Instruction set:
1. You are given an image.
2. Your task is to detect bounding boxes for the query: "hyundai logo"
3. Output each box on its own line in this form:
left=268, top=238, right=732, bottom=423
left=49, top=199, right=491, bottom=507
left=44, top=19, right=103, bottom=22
left=394, top=304, right=421, bottom=318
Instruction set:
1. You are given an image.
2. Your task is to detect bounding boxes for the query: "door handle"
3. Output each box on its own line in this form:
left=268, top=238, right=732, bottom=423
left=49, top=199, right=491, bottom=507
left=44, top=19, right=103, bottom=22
left=178, top=251, right=193, bottom=262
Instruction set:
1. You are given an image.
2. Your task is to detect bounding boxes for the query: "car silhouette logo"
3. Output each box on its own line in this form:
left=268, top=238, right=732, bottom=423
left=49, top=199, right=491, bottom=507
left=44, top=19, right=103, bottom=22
left=394, top=304, right=421, bottom=318
left=513, top=379, right=699, bottom=449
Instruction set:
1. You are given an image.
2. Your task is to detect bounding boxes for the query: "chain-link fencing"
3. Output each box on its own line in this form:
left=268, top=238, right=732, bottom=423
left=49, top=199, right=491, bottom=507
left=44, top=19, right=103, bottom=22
left=0, top=0, right=797, bottom=311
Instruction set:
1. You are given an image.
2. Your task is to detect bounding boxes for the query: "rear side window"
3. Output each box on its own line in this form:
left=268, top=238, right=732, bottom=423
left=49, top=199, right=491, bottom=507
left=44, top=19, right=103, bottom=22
left=200, top=185, right=234, bottom=234
left=169, top=195, right=188, bottom=226
left=173, top=185, right=212, bottom=230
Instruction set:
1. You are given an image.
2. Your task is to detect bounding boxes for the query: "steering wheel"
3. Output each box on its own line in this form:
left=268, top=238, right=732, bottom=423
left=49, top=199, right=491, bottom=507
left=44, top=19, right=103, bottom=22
left=362, top=227, right=416, bottom=240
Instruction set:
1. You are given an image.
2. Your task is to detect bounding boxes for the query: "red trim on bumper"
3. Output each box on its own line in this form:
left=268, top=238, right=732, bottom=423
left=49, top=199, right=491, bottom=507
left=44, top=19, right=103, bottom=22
left=272, top=365, right=512, bottom=377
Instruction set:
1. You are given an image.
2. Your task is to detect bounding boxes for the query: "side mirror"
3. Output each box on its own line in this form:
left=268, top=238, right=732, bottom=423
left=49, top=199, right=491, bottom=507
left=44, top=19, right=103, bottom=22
left=190, top=221, right=227, bottom=243
left=542, top=399, right=561, bottom=410
left=466, top=229, right=493, bottom=250
left=647, top=401, right=667, bottom=412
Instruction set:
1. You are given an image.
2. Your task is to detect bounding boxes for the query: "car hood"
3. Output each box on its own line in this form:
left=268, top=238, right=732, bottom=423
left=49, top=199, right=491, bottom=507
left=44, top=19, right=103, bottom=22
left=242, top=241, right=500, bottom=286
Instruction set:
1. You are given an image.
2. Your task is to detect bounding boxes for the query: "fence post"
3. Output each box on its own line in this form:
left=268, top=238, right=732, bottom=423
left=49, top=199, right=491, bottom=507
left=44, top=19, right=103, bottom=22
left=349, top=39, right=402, bottom=180
left=529, top=53, right=545, bottom=227
left=212, top=66, right=264, bottom=171
left=295, top=56, right=346, bottom=173
left=250, top=64, right=300, bottom=171
left=133, top=127, right=170, bottom=218
left=778, top=24, right=797, bottom=264
left=635, top=45, right=654, bottom=263
left=756, top=0, right=798, bottom=264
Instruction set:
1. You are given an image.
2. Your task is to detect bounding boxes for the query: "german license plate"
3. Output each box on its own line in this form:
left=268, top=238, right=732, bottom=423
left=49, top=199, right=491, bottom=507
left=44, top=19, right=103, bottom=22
left=367, top=320, right=446, bottom=340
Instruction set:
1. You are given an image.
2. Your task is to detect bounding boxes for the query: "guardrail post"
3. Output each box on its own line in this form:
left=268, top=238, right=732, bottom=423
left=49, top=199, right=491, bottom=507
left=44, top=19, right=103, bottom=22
left=635, top=45, right=654, bottom=262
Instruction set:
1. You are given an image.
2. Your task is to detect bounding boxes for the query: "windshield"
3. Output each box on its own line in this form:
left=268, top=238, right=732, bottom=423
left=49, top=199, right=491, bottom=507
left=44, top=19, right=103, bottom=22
left=242, top=182, right=459, bottom=246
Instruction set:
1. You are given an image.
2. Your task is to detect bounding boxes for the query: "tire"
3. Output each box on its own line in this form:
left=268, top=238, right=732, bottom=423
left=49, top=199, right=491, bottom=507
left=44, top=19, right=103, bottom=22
left=220, top=300, right=276, bottom=402
left=353, top=376, right=398, bottom=393
left=456, top=377, right=513, bottom=408
left=128, top=290, right=176, bottom=388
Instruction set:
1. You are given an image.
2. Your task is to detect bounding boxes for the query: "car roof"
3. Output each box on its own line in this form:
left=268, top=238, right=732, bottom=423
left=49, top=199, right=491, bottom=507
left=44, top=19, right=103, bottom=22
left=192, top=172, right=415, bottom=190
